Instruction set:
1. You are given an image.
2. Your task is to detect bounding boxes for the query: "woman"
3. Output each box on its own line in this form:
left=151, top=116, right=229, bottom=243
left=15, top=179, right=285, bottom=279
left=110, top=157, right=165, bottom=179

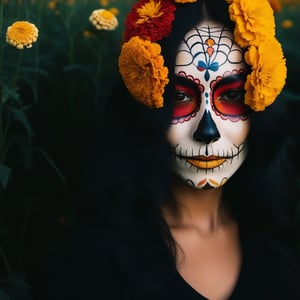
left=49, top=0, right=300, bottom=299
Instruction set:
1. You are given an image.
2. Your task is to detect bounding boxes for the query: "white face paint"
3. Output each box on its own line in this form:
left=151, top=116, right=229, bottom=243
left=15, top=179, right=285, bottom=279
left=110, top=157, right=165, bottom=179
left=167, top=20, right=250, bottom=189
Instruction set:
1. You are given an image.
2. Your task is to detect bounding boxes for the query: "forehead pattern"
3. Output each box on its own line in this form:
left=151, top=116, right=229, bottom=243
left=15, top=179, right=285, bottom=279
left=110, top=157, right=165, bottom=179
left=176, top=24, right=244, bottom=81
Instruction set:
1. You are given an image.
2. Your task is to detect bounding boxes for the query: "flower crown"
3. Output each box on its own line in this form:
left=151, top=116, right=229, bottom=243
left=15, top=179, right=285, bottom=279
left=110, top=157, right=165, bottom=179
left=118, top=0, right=287, bottom=111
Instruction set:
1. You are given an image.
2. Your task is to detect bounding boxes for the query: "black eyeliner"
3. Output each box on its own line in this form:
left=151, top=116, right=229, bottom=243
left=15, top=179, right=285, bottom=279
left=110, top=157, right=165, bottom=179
left=174, top=75, right=201, bottom=98
left=213, top=73, right=246, bottom=91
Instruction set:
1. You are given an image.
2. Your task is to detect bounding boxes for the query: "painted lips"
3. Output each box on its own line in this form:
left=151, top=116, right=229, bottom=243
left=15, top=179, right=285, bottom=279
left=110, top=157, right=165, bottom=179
left=186, top=155, right=226, bottom=169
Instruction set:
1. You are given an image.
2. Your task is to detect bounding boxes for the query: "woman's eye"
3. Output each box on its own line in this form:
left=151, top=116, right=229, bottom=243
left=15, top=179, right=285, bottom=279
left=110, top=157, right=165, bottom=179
left=213, top=80, right=249, bottom=116
left=175, top=91, right=193, bottom=102
left=219, top=89, right=244, bottom=103
left=213, top=88, right=248, bottom=116
left=172, top=85, right=199, bottom=119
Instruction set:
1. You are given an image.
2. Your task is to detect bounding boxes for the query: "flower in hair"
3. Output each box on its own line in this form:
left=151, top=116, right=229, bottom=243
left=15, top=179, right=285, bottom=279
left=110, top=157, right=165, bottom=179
left=124, top=0, right=176, bottom=42
left=228, top=0, right=275, bottom=47
left=120, top=0, right=286, bottom=112
left=118, top=36, right=169, bottom=109
left=244, top=39, right=286, bottom=111
left=228, top=0, right=287, bottom=111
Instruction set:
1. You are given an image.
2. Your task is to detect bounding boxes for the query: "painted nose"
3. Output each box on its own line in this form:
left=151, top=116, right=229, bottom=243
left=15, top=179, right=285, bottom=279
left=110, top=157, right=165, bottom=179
left=193, top=110, right=220, bottom=144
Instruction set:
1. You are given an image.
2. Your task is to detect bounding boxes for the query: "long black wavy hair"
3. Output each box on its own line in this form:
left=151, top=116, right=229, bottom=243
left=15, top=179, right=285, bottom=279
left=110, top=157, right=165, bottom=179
left=78, top=0, right=300, bottom=298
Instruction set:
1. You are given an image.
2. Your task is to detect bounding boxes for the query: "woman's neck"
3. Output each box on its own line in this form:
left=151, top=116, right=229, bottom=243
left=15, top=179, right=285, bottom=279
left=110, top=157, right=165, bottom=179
left=162, top=177, right=230, bottom=235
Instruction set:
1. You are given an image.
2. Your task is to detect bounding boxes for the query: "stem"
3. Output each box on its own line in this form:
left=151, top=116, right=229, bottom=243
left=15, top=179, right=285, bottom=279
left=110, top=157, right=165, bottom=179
left=0, top=108, right=11, bottom=163
left=0, top=51, right=24, bottom=157
left=9, top=51, right=23, bottom=88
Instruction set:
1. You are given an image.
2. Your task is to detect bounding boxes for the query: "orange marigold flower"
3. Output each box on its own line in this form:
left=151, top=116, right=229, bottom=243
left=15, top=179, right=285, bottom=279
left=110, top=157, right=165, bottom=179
left=229, top=0, right=275, bottom=47
left=89, top=9, right=118, bottom=31
left=118, top=36, right=169, bottom=109
left=244, top=39, right=286, bottom=111
left=124, top=0, right=176, bottom=42
left=6, top=21, right=39, bottom=50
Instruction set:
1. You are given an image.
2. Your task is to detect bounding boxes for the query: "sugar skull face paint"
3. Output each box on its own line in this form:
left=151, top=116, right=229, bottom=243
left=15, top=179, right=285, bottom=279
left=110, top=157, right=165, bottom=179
left=167, top=21, right=250, bottom=189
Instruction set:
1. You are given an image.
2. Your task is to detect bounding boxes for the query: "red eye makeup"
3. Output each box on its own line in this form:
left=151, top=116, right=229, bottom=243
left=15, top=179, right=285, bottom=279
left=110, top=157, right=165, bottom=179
left=212, top=75, right=249, bottom=117
left=173, top=84, right=199, bottom=118
left=172, top=76, right=202, bottom=120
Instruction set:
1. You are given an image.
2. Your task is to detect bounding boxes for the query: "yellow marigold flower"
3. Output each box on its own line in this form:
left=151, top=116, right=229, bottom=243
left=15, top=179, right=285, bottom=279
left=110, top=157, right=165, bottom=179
left=281, top=19, right=293, bottom=28
left=229, top=0, right=275, bottom=47
left=109, top=7, right=119, bottom=16
left=118, top=36, right=169, bottom=109
left=174, top=0, right=197, bottom=2
left=244, top=39, right=286, bottom=111
left=89, top=9, right=118, bottom=31
left=6, top=21, right=39, bottom=50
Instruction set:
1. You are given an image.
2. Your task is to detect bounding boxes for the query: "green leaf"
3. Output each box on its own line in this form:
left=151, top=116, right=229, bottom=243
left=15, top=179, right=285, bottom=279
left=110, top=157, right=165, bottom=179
left=35, top=147, right=67, bottom=189
left=21, top=67, right=49, bottom=77
left=1, top=86, right=20, bottom=105
left=5, top=106, right=34, bottom=138
left=0, top=164, right=12, bottom=189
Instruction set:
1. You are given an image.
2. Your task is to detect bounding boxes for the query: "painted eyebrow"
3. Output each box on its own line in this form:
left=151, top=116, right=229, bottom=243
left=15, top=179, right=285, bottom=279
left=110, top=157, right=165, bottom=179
left=213, top=74, right=247, bottom=91
left=174, top=75, right=200, bottom=97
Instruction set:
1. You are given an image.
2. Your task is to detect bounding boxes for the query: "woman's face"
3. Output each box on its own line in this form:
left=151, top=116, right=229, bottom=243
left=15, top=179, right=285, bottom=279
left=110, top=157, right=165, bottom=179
left=167, top=20, right=250, bottom=189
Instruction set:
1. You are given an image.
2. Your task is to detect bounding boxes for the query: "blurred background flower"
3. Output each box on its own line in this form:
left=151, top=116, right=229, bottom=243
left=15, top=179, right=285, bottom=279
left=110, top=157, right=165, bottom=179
left=89, top=8, right=118, bottom=30
left=6, top=21, right=39, bottom=50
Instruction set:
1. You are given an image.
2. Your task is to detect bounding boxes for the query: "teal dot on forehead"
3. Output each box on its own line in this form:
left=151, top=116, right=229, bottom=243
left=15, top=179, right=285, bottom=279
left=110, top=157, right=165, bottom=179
left=206, top=100, right=209, bottom=105
left=205, top=92, right=209, bottom=97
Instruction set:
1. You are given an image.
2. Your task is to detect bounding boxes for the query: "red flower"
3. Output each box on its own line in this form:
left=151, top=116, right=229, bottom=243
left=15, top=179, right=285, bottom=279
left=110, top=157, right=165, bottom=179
left=124, top=0, right=176, bottom=42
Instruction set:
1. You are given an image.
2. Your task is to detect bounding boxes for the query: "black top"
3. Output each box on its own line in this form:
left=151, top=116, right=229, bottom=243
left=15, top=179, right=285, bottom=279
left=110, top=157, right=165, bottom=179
left=48, top=225, right=299, bottom=300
